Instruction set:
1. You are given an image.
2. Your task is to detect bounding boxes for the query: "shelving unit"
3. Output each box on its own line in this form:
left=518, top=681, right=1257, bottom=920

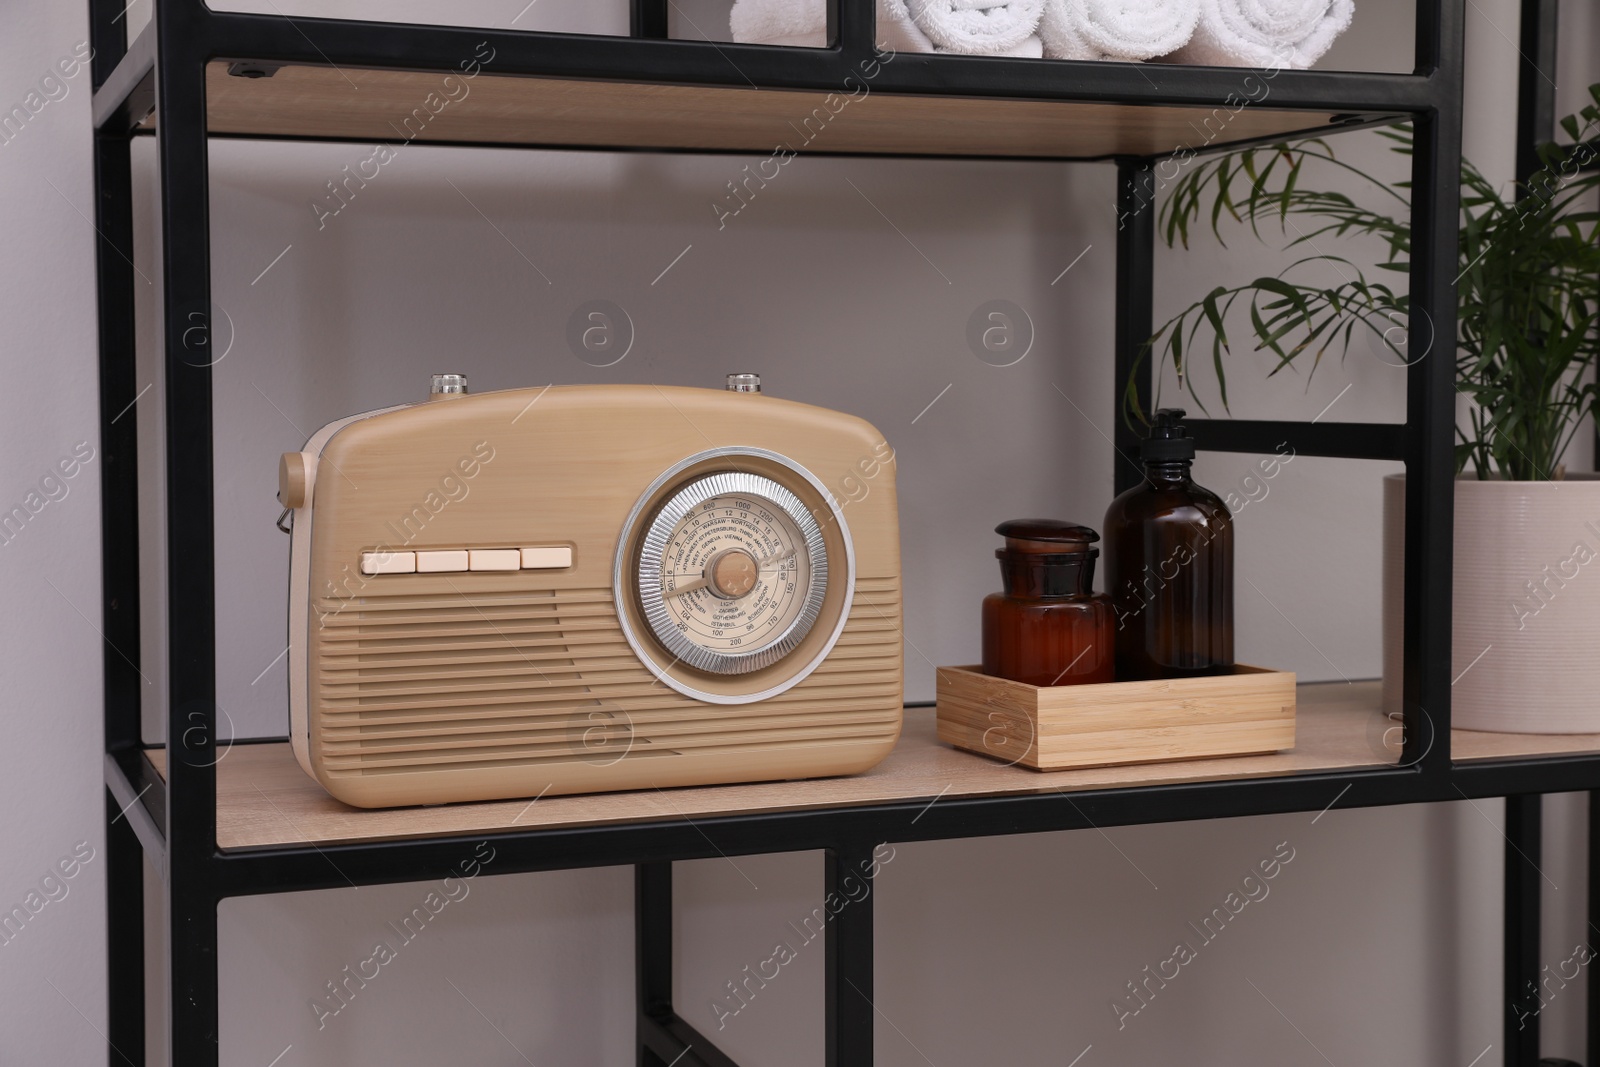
left=84, top=1, right=1583, bottom=1064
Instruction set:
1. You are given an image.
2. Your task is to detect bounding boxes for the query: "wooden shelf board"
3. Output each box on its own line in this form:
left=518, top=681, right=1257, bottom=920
left=151, top=681, right=1398, bottom=851
left=176, top=61, right=1390, bottom=160
left=1452, top=727, right=1600, bottom=762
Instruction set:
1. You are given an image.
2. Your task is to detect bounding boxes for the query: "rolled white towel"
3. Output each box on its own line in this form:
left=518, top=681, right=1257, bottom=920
left=937, top=33, right=1044, bottom=56
left=729, top=0, right=936, bottom=53
left=1164, top=0, right=1354, bottom=69
left=909, top=0, right=1045, bottom=55
left=1039, top=0, right=1199, bottom=61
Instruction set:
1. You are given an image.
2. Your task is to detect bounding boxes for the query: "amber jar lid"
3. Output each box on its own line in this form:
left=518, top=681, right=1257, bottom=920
left=994, top=519, right=1100, bottom=555
left=993, top=520, right=1099, bottom=597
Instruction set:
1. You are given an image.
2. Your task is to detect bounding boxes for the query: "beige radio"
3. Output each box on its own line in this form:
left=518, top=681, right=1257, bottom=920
left=278, top=375, right=903, bottom=808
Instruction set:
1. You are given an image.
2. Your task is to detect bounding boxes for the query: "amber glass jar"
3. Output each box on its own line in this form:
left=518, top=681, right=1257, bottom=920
left=981, top=520, right=1115, bottom=687
left=1103, top=409, right=1234, bottom=680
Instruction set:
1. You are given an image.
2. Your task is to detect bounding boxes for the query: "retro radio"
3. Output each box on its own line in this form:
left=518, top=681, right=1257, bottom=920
left=278, top=375, right=903, bottom=808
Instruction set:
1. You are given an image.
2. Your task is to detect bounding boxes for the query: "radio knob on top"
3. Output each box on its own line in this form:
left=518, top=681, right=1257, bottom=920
left=429, top=373, right=469, bottom=399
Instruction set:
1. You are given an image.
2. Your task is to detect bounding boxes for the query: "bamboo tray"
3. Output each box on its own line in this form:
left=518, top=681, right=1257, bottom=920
left=935, top=664, right=1297, bottom=772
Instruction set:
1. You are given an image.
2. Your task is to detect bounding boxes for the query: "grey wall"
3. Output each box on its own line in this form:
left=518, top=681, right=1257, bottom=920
left=4, top=0, right=1599, bottom=1064
left=0, top=4, right=108, bottom=1064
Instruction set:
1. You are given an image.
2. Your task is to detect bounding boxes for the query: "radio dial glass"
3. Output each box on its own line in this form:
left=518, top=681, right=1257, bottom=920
left=636, top=471, right=828, bottom=675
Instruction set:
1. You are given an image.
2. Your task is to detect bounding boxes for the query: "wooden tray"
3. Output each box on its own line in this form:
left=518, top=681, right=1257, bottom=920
left=935, top=664, right=1296, bottom=772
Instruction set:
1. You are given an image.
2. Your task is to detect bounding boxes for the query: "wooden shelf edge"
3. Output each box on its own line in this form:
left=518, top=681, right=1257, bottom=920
left=1452, top=727, right=1600, bottom=763
left=184, top=60, right=1406, bottom=162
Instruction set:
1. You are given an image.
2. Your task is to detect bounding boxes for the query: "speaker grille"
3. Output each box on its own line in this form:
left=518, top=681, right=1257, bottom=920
left=312, top=577, right=902, bottom=776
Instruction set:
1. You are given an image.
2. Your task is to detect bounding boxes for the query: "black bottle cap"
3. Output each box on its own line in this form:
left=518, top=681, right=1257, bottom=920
left=1142, top=408, right=1196, bottom=462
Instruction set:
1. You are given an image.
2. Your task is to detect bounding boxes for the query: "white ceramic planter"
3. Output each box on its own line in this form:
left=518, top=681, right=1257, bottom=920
left=1383, top=472, right=1600, bottom=733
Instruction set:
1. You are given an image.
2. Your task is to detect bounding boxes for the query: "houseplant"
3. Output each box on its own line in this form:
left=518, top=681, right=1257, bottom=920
left=1136, top=90, right=1600, bottom=733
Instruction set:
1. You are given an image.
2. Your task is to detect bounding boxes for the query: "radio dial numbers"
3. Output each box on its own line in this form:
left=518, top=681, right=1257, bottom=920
left=661, top=494, right=809, bottom=655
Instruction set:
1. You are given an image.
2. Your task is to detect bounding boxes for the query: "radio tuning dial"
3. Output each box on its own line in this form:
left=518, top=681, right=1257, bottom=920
left=725, top=373, right=761, bottom=393
left=633, top=469, right=829, bottom=676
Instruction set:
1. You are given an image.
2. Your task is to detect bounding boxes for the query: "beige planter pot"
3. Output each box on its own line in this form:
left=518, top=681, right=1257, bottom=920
left=1383, top=472, right=1600, bottom=733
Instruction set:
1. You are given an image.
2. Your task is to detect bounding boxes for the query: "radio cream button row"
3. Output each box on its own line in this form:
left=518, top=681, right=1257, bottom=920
left=360, top=546, right=572, bottom=575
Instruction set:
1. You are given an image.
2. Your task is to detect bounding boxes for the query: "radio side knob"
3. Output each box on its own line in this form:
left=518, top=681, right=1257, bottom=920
left=278, top=452, right=310, bottom=508
left=726, top=373, right=761, bottom=393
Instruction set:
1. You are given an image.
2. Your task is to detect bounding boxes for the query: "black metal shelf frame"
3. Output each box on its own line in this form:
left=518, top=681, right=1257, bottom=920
left=82, top=1, right=1585, bottom=1065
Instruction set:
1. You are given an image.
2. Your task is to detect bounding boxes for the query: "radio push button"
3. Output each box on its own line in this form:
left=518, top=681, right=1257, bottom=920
left=360, top=551, right=415, bottom=575
left=521, top=546, right=572, bottom=569
left=415, top=550, right=469, bottom=573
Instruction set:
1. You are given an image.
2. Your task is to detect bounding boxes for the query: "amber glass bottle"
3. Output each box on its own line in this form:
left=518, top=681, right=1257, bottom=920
left=981, top=520, right=1115, bottom=687
left=1102, top=409, right=1234, bottom=680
